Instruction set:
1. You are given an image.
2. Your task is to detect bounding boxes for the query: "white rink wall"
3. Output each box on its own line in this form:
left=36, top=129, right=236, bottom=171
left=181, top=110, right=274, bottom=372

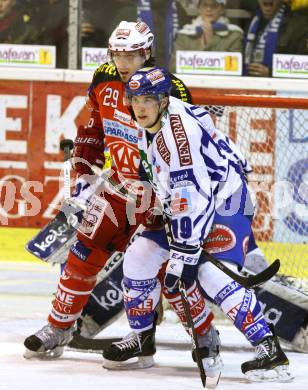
left=2, top=67, right=308, bottom=92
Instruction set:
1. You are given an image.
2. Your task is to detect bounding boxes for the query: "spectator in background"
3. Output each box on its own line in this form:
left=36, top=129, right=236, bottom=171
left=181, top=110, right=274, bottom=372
left=81, top=0, right=137, bottom=48
left=0, top=0, right=68, bottom=68
left=241, top=0, right=308, bottom=12
left=137, top=0, right=179, bottom=68
left=38, top=0, right=68, bottom=68
left=176, top=0, right=197, bottom=28
left=0, top=0, right=41, bottom=44
left=244, top=0, right=308, bottom=77
left=81, top=0, right=179, bottom=69
left=169, top=0, right=243, bottom=72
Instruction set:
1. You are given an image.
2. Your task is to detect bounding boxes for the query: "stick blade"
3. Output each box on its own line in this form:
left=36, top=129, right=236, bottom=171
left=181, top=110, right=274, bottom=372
left=247, top=259, right=281, bottom=288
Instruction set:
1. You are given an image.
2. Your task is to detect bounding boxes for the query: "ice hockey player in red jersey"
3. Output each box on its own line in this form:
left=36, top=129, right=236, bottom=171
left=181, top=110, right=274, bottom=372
left=23, top=20, right=215, bottom=360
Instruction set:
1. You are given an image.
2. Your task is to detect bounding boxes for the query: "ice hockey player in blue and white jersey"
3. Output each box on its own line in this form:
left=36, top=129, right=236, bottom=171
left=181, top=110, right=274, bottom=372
left=102, top=67, right=293, bottom=384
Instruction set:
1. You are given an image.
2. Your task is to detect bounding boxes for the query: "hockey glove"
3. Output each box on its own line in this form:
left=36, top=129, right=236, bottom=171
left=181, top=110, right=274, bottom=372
left=136, top=191, right=165, bottom=229
left=140, top=194, right=165, bottom=230
left=72, top=125, right=105, bottom=175
left=164, top=243, right=202, bottom=291
left=141, top=206, right=165, bottom=229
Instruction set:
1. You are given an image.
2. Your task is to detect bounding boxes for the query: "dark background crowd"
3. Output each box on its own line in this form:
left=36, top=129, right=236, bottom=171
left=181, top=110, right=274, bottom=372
left=1, top=0, right=308, bottom=76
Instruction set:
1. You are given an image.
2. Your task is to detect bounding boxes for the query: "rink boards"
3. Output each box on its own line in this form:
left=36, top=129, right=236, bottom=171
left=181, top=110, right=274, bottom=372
left=0, top=227, right=306, bottom=278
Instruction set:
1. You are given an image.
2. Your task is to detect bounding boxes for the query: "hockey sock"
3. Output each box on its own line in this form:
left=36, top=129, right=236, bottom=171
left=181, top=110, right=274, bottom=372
left=49, top=265, right=97, bottom=328
left=164, top=281, right=214, bottom=336
left=214, top=281, right=272, bottom=345
left=123, top=277, right=161, bottom=333
left=48, top=240, right=110, bottom=328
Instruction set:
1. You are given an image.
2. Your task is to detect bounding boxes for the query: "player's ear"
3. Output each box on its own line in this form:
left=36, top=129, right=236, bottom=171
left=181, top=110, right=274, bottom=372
left=144, top=49, right=151, bottom=61
left=161, top=96, right=169, bottom=110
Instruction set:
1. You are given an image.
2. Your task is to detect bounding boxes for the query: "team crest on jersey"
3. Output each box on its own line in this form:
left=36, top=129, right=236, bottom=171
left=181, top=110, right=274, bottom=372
left=108, top=141, right=139, bottom=178
left=156, top=132, right=170, bottom=165
left=170, top=114, right=192, bottom=166
left=203, top=224, right=236, bottom=253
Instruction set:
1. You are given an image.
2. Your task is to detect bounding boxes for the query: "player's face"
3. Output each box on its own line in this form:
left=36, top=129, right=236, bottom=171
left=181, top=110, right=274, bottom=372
left=258, top=0, right=282, bottom=20
left=112, top=51, right=146, bottom=83
left=131, top=95, right=161, bottom=132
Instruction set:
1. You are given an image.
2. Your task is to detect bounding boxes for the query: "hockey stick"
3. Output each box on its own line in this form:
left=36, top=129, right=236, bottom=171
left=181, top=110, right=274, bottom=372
left=179, top=280, right=208, bottom=388
left=68, top=334, right=121, bottom=352
left=60, top=139, right=74, bottom=200
left=202, top=251, right=280, bottom=289
left=93, top=165, right=280, bottom=289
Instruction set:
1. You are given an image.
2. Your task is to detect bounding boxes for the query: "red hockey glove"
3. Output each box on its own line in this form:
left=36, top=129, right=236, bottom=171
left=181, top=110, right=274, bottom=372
left=137, top=192, right=165, bottom=229
left=72, top=125, right=105, bottom=175
left=140, top=206, right=165, bottom=229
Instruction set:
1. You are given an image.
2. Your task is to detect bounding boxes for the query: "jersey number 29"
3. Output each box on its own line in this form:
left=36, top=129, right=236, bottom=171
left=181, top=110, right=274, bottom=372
left=103, top=88, right=119, bottom=108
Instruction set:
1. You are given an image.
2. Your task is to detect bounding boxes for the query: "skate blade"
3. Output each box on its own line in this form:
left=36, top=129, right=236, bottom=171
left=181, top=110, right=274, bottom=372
left=103, top=356, right=154, bottom=370
left=246, top=364, right=294, bottom=383
left=205, top=372, right=221, bottom=389
left=203, top=354, right=223, bottom=388
left=203, top=354, right=224, bottom=375
left=23, top=346, right=64, bottom=360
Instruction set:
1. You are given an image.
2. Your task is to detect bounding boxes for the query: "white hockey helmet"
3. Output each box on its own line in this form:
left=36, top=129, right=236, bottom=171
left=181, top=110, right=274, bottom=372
left=108, top=21, right=154, bottom=52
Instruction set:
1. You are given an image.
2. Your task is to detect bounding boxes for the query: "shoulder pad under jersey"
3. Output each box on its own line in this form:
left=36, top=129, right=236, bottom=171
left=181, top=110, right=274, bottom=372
left=169, top=73, right=192, bottom=104
left=91, top=63, right=120, bottom=87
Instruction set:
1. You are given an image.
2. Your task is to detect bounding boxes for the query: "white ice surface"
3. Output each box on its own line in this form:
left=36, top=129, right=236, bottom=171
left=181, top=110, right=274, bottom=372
left=0, top=261, right=307, bottom=390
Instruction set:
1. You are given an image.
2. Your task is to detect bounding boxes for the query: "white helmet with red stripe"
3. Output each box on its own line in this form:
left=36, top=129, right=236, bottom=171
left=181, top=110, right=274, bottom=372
left=108, top=21, right=154, bottom=52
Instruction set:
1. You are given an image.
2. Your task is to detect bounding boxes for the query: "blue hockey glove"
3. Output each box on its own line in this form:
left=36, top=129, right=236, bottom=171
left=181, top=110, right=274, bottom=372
left=164, top=243, right=202, bottom=290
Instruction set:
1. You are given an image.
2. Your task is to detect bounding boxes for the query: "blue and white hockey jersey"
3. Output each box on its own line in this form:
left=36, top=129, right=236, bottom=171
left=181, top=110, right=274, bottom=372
left=138, top=96, right=247, bottom=248
left=187, top=104, right=252, bottom=176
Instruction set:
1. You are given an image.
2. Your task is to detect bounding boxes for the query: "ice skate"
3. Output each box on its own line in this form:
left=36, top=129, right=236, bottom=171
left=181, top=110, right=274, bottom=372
left=241, top=332, right=294, bottom=382
left=102, top=327, right=156, bottom=370
left=23, top=323, right=75, bottom=359
left=193, top=325, right=224, bottom=389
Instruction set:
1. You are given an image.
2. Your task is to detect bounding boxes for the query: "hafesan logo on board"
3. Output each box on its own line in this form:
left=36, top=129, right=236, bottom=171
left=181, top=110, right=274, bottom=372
left=0, top=44, right=56, bottom=68
left=273, top=54, right=308, bottom=78
left=176, top=51, right=242, bottom=75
